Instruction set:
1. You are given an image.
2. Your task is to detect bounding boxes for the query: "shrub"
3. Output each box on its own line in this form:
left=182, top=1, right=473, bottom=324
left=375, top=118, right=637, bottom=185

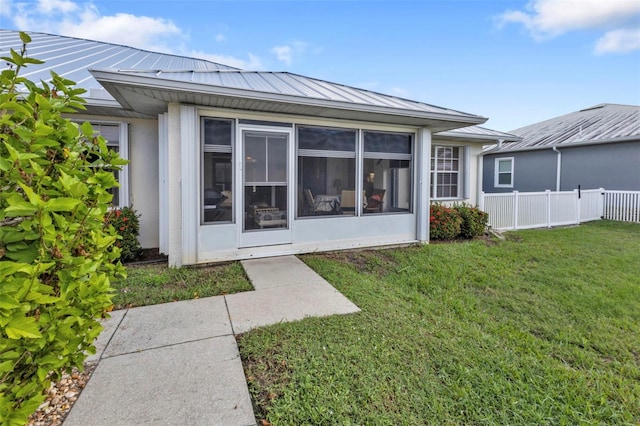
left=429, top=204, right=462, bottom=240
left=0, top=33, right=125, bottom=424
left=454, top=204, right=489, bottom=238
left=105, top=207, right=143, bottom=262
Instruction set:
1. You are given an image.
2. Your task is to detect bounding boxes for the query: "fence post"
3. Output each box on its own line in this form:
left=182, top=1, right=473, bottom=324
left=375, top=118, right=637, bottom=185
left=479, top=191, right=485, bottom=211
left=545, top=190, right=551, bottom=228
left=575, top=189, right=581, bottom=225
left=599, top=188, right=605, bottom=220
left=513, top=191, right=519, bottom=230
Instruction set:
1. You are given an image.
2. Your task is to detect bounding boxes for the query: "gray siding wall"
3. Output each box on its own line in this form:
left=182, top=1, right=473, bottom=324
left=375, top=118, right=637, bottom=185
left=483, top=140, right=640, bottom=193
left=483, top=150, right=557, bottom=193
left=560, top=141, right=639, bottom=191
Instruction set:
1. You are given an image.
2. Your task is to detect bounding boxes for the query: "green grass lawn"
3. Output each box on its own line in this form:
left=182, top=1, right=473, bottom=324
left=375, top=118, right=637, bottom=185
left=237, top=221, right=640, bottom=425
left=110, top=262, right=252, bottom=310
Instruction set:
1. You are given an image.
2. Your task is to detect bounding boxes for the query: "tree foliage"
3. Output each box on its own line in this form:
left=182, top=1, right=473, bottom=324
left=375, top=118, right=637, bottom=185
left=0, top=32, right=125, bottom=424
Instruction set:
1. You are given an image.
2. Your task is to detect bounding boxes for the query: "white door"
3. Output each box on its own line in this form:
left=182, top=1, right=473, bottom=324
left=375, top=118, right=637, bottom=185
left=238, top=127, right=293, bottom=248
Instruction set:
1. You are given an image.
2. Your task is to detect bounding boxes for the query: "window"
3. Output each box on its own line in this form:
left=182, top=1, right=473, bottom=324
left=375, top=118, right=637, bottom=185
left=297, top=126, right=357, bottom=217
left=430, top=146, right=462, bottom=199
left=363, top=132, right=412, bottom=214
left=202, top=118, right=234, bottom=223
left=494, top=157, right=514, bottom=188
left=85, top=122, right=129, bottom=208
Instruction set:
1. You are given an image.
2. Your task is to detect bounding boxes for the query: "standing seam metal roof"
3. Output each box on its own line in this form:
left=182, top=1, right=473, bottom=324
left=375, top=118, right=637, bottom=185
left=491, top=104, right=640, bottom=152
left=109, top=69, right=482, bottom=119
left=2, top=29, right=487, bottom=125
left=0, top=29, right=239, bottom=91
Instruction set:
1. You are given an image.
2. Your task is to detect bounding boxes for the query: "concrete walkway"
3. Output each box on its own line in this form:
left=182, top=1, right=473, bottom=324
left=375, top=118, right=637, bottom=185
left=64, top=256, right=360, bottom=426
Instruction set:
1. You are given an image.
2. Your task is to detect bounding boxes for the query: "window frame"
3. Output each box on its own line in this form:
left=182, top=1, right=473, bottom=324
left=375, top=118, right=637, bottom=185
left=494, top=157, right=514, bottom=188
left=430, top=145, right=464, bottom=200
left=362, top=130, right=414, bottom=214
left=201, top=117, right=235, bottom=225
left=78, top=121, right=129, bottom=208
left=296, top=125, right=358, bottom=219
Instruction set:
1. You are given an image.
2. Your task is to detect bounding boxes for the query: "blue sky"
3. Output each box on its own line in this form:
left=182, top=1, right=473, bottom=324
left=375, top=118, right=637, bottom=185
left=1, top=0, right=639, bottom=131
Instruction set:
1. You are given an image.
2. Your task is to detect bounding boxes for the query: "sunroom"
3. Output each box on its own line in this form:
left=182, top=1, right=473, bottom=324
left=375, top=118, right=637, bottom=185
left=91, top=69, right=487, bottom=266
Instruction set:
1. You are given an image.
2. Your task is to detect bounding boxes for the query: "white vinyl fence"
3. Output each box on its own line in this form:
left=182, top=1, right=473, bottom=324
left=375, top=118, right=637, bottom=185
left=481, top=189, right=640, bottom=230
left=603, top=191, right=640, bottom=223
left=480, top=189, right=604, bottom=230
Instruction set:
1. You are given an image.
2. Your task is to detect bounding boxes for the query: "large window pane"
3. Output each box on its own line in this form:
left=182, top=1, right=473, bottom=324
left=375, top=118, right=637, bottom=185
left=297, top=126, right=357, bottom=218
left=203, top=152, right=233, bottom=222
left=267, top=136, right=287, bottom=182
left=363, top=158, right=411, bottom=213
left=298, top=157, right=356, bottom=217
left=202, top=118, right=234, bottom=224
left=362, top=131, right=413, bottom=214
left=245, top=134, right=267, bottom=183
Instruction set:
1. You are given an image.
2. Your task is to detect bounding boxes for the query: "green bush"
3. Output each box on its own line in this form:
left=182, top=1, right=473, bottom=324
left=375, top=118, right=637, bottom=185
left=454, top=203, right=489, bottom=238
left=105, top=207, right=143, bottom=262
left=429, top=204, right=462, bottom=240
left=0, top=33, right=125, bottom=424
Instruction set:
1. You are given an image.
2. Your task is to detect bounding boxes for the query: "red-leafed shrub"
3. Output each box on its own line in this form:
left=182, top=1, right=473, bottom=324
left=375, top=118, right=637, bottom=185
left=429, top=204, right=462, bottom=240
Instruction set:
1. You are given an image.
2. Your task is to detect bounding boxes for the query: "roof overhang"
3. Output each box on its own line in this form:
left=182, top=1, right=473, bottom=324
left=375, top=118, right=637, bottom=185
left=434, top=130, right=521, bottom=145
left=90, top=69, right=487, bottom=132
left=483, top=134, right=640, bottom=154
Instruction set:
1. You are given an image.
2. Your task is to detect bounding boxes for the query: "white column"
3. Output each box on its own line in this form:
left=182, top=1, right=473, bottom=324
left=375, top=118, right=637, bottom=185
left=180, top=105, right=198, bottom=266
left=166, top=103, right=183, bottom=267
left=158, top=113, right=169, bottom=254
left=416, top=127, right=431, bottom=242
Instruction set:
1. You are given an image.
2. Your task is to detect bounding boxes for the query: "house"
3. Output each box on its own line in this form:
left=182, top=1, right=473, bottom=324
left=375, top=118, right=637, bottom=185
left=1, top=29, right=516, bottom=266
left=483, top=104, right=640, bottom=193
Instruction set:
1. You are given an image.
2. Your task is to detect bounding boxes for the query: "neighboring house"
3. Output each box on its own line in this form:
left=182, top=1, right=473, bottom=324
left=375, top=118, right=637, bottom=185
left=483, top=104, right=640, bottom=193
left=1, top=29, right=515, bottom=266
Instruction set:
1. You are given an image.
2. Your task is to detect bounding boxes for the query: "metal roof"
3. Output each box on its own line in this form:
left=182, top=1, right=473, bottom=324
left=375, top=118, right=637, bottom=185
left=488, top=104, right=640, bottom=153
left=435, top=125, right=521, bottom=143
left=92, top=68, right=484, bottom=122
left=0, top=29, right=238, bottom=106
left=1, top=29, right=489, bottom=130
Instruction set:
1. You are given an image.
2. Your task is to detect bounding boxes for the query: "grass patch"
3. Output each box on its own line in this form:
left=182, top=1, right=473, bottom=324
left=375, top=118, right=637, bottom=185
left=238, top=221, right=640, bottom=425
left=111, top=262, right=252, bottom=310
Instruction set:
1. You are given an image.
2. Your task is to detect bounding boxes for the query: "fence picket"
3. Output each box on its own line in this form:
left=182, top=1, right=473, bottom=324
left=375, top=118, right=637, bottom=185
left=482, top=189, right=640, bottom=230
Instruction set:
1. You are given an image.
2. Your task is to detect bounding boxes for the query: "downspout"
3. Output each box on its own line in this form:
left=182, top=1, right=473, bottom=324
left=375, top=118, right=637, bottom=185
left=552, top=146, right=561, bottom=191
left=477, top=145, right=487, bottom=209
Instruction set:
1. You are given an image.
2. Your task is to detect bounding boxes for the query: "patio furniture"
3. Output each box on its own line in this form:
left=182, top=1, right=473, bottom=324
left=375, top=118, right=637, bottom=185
left=366, top=189, right=386, bottom=213
left=304, top=189, right=338, bottom=214
left=253, top=207, right=287, bottom=228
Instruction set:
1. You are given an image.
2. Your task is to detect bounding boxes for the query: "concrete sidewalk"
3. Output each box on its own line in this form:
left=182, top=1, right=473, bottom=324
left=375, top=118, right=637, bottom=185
left=64, top=256, right=360, bottom=426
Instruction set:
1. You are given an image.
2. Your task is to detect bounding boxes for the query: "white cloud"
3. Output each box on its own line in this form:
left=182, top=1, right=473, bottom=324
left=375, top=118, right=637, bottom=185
left=594, top=28, right=640, bottom=54
left=497, top=0, right=640, bottom=53
left=190, top=51, right=264, bottom=70
left=271, top=40, right=310, bottom=66
left=215, top=33, right=225, bottom=43
left=4, top=0, right=264, bottom=68
left=271, top=45, right=293, bottom=65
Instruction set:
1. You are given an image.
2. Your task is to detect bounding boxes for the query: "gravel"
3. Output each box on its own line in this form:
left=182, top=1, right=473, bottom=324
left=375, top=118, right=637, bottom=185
left=27, top=363, right=96, bottom=426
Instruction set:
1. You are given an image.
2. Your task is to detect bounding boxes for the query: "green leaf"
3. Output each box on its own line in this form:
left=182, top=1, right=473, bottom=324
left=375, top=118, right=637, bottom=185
left=0, top=295, right=21, bottom=310
left=5, top=316, right=42, bottom=339
left=4, top=201, right=37, bottom=217
left=80, top=121, right=94, bottom=137
left=44, top=197, right=81, bottom=212
left=19, top=31, right=32, bottom=43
